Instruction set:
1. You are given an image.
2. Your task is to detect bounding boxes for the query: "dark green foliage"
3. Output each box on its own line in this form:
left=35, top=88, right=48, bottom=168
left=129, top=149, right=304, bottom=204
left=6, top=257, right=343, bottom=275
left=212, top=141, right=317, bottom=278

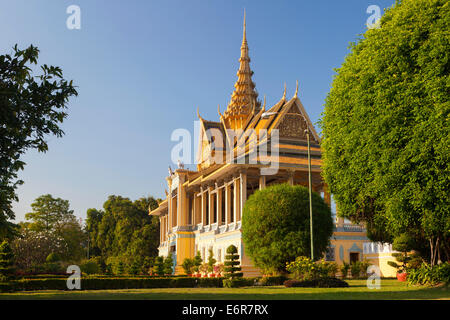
left=153, top=256, right=165, bottom=276
left=284, top=277, right=349, bottom=288
left=163, top=255, right=174, bottom=275
left=224, top=245, right=243, bottom=278
left=407, top=262, right=450, bottom=285
left=85, top=196, right=160, bottom=268
left=340, top=262, right=350, bottom=279
left=0, top=45, right=78, bottom=238
left=350, top=263, right=361, bottom=278
left=21, top=195, right=86, bottom=263
left=192, top=251, right=202, bottom=273
left=320, top=0, right=450, bottom=262
left=223, top=277, right=254, bottom=288
left=0, top=276, right=228, bottom=292
left=117, top=261, right=125, bottom=275
left=197, top=277, right=224, bottom=288
left=388, top=233, right=422, bottom=273
left=242, top=184, right=334, bottom=273
left=128, top=260, right=140, bottom=276
left=207, top=248, right=216, bottom=273
left=258, top=275, right=288, bottom=286
left=0, top=241, right=14, bottom=279
left=182, top=258, right=194, bottom=275
left=80, top=259, right=101, bottom=275
left=45, top=253, right=61, bottom=263
left=141, top=256, right=154, bottom=275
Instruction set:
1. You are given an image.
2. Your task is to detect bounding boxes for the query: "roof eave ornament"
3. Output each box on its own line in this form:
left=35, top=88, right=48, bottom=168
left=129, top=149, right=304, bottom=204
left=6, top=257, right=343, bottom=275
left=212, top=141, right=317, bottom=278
left=282, top=82, right=287, bottom=100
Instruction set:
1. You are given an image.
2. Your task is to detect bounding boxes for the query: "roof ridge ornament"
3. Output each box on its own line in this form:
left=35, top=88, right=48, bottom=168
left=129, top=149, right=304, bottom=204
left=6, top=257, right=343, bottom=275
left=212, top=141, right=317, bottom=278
left=262, top=95, right=266, bottom=111
left=197, top=107, right=203, bottom=120
left=294, top=80, right=299, bottom=98
left=218, top=104, right=222, bottom=117
left=282, top=82, right=287, bottom=100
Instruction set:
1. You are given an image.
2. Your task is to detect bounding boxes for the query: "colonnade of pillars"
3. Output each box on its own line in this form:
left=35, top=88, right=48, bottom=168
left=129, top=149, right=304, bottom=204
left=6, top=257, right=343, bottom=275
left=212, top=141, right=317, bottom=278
left=159, top=170, right=332, bottom=243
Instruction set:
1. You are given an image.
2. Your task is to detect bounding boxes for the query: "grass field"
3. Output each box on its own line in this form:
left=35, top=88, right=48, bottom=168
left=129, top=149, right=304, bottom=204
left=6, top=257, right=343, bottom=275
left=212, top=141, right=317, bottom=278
left=0, top=280, right=448, bottom=300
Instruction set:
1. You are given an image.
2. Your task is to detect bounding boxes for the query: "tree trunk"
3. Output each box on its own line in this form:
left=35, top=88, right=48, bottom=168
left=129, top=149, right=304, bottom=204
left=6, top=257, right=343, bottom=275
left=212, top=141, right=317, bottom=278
left=430, top=238, right=435, bottom=267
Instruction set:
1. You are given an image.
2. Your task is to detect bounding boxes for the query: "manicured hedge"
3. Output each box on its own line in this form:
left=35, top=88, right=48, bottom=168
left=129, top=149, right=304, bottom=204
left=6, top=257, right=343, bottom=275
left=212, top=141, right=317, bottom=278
left=0, top=277, right=228, bottom=292
left=259, top=275, right=288, bottom=286
left=223, top=277, right=255, bottom=288
left=284, top=277, right=349, bottom=288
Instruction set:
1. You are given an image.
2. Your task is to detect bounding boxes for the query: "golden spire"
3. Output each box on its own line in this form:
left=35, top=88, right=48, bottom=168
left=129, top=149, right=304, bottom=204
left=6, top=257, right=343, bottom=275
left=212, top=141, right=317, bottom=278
left=223, top=10, right=260, bottom=129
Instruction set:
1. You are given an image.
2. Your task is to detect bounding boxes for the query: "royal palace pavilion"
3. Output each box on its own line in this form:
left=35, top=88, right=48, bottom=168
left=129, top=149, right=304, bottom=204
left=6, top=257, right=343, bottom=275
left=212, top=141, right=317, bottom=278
left=150, top=13, right=396, bottom=277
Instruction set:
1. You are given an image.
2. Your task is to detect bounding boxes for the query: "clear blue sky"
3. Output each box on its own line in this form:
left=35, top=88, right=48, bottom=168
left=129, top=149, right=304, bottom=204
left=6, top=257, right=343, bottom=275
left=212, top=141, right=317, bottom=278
left=1, top=0, right=395, bottom=222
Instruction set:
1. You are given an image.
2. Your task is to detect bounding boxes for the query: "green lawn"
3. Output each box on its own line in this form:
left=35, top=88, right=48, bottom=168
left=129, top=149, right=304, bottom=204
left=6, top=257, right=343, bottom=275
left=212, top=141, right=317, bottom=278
left=0, top=280, right=448, bottom=300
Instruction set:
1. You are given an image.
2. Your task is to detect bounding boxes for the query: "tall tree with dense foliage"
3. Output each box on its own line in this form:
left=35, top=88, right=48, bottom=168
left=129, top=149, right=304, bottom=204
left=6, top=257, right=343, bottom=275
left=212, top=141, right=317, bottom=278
left=11, top=228, right=68, bottom=270
left=242, top=184, right=334, bottom=274
left=86, top=195, right=160, bottom=264
left=26, top=194, right=74, bottom=233
left=0, top=45, right=77, bottom=238
left=320, top=0, right=449, bottom=264
left=25, top=194, right=86, bottom=262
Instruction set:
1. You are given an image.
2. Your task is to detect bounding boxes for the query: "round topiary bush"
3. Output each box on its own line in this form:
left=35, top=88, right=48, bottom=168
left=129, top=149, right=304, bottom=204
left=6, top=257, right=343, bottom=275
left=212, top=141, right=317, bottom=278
left=242, top=184, right=334, bottom=274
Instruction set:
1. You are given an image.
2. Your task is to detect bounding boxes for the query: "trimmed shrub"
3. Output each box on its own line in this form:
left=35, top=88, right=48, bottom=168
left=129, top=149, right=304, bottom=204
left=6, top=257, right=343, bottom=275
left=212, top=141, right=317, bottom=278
left=170, top=277, right=197, bottom=288
left=197, top=277, right=224, bottom=288
left=242, top=184, right=334, bottom=274
left=163, top=255, right=174, bottom=275
left=0, top=241, right=15, bottom=280
left=224, top=245, right=243, bottom=278
left=182, top=258, right=194, bottom=275
left=284, top=277, right=349, bottom=288
left=80, top=259, right=101, bottom=275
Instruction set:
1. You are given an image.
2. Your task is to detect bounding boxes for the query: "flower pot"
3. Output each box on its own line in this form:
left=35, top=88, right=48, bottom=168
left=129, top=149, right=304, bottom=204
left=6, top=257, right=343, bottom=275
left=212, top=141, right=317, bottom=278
left=396, top=272, right=407, bottom=282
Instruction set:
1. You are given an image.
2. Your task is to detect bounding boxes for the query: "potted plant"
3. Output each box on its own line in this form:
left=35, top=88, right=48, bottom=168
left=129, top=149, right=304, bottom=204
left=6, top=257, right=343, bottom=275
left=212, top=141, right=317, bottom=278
left=387, top=234, right=421, bottom=281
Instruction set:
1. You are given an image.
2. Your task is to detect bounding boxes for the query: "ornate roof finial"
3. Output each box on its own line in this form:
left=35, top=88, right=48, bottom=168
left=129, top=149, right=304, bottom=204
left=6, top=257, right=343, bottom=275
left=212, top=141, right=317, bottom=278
left=294, top=80, right=299, bottom=98
left=197, top=107, right=203, bottom=120
left=262, top=95, right=266, bottom=111
left=243, top=8, right=247, bottom=44
left=282, top=82, right=287, bottom=100
left=218, top=104, right=222, bottom=117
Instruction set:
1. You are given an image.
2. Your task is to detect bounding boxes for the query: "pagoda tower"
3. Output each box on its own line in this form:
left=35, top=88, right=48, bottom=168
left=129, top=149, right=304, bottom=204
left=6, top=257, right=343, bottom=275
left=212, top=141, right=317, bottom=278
left=222, top=11, right=261, bottom=131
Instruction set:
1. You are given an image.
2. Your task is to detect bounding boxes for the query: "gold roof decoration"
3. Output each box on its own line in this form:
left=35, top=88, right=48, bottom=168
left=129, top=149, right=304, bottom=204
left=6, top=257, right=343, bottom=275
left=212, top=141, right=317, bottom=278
left=223, top=10, right=261, bottom=129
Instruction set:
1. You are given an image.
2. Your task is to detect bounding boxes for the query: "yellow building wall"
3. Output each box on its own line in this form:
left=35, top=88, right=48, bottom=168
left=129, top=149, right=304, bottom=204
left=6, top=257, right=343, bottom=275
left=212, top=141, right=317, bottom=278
left=175, top=232, right=195, bottom=274
left=364, top=253, right=398, bottom=278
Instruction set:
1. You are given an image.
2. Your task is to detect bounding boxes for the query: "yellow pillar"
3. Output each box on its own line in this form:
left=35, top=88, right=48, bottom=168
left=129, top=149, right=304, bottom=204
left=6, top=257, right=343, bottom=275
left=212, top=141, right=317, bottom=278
left=234, top=176, right=240, bottom=222
left=217, top=184, right=223, bottom=225
left=259, top=176, right=266, bottom=190
left=240, top=171, right=247, bottom=220
left=225, top=182, right=231, bottom=225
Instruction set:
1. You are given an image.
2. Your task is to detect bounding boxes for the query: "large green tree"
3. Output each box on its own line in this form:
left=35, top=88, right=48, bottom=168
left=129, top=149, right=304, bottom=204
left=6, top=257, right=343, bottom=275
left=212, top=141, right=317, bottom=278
left=86, top=195, right=160, bottom=264
left=242, top=184, right=334, bottom=274
left=26, top=194, right=74, bottom=233
left=0, top=45, right=77, bottom=238
left=25, top=194, right=86, bottom=262
left=320, top=0, right=449, bottom=263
